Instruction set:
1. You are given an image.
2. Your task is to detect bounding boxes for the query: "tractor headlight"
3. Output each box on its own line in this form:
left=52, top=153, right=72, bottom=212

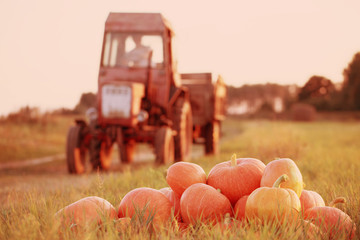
left=137, top=110, right=149, bottom=123
left=86, top=107, right=98, bottom=123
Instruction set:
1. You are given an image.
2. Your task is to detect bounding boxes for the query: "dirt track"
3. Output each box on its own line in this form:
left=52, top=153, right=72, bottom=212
left=0, top=154, right=65, bottom=170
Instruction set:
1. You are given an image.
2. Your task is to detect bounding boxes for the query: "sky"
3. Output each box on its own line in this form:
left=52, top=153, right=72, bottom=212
left=1, top=0, right=360, bottom=116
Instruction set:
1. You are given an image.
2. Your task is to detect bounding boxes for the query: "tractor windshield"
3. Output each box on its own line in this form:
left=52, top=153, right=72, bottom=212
left=102, top=32, right=164, bottom=68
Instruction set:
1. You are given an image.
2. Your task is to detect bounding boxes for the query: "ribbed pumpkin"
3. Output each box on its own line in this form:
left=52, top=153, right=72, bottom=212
left=304, top=197, right=356, bottom=239
left=246, top=174, right=301, bottom=223
left=234, top=195, right=249, bottom=221
left=260, top=158, right=303, bottom=197
left=180, top=183, right=233, bottom=225
left=207, top=154, right=265, bottom=205
left=55, top=196, right=117, bottom=227
left=118, top=187, right=172, bottom=226
left=300, top=190, right=325, bottom=214
left=159, top=187, right=181, bottom=220
left=166, top=162, right=206, bottom=196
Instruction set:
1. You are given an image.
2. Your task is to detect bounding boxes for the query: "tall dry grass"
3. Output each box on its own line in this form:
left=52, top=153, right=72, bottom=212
left=0, top=117, right=359, bottom=239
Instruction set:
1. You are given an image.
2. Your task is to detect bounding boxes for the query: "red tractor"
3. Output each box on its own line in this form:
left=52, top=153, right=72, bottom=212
left=66, top=13, right=225, bottom=174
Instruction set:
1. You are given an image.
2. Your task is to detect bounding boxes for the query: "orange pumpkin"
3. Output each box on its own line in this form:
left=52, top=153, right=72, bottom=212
left=304, top=197, right=356, bottom=239
left=299, top=190, right=325, bottom=214
left=207, top=154, right=265, bottom=205
left=55, top=196, right=117, bottom=227
left=180, top=183, right=233, bottom=225
left=118, top=187, right=172, bottom=226
left=159, top=187, right=181, bottom=220
left=260, top=158, right=303, bottom=197
left=246, top=174, right=301, bottom=224
left=234, top=195, right=249, bottom=221
left=166, top=162, right=206, bottom=196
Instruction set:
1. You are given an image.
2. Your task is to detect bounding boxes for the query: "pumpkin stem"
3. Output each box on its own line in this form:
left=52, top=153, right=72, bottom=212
left=273, top=174, right=289, bottom=188
left=328, top=197, right=346, bottom=207
left=231, top=154, right=237, bottom=167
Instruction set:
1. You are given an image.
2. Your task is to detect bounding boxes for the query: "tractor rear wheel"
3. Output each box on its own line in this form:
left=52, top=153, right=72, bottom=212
left=90, top=137, right=113, bottom=171
left=117, top=128, right=135, bottom=164
left=120, top=141, right=135, bottom=164
left=172, top=98, right=193, bottom=162
left=154, top=126, right=175, bottom=165
left=66, top=125, right=87, bottom=174
left=205, top=121, right=220, bottom=155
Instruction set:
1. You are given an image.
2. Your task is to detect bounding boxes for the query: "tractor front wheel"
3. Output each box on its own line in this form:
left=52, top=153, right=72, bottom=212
left=117, top=128, right=135, bottom=164
left=66, top=125, right=87, bottom=174
left=90, top=137, right=113, bottom=171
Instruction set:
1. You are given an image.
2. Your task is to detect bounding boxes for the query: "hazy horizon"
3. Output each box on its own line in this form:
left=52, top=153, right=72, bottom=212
left=1, top=0, right=360, bottom=116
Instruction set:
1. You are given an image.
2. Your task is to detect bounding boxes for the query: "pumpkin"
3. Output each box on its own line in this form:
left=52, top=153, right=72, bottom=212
left=166, top=162, right=206, bottom=196
left=55, top=196, right=117, bottom=227
left=299, top=190, right=325, bottom=214
left=234, top=195, right=249, bottom=221
left=180, top=183, right=233, bottom=225
left=118, top=187, right=172, bottom=227
left=159, top=187, right=181, bottom=220
left=207, top=154, right=265, bottom=205
left=304, top=197, right=356, bottom=239
left=246, top=174, right=301, bottom=224
left=260, top=158, right=303, bottom=197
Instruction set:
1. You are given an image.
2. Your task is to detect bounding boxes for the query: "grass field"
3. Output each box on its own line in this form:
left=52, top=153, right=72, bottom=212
left=0, top=117, right=359, bottom=239
left=0, top=115, right=74, bottom=163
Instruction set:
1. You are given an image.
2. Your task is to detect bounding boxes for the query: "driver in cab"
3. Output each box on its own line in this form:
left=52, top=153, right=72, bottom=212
left=123, top=34, right=152, bottom=67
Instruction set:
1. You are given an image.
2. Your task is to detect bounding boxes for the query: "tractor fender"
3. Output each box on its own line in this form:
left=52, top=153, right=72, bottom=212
left=167, top=86, right=190, bottom=116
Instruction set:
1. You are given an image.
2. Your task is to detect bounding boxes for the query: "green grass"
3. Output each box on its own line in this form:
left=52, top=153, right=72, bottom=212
left=1, top=117, right=359, bottom=239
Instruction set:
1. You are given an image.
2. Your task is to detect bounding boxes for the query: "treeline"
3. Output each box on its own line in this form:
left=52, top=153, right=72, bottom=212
left=228, top=51, right=360, bottom=112
left=0, top=93, right=97, bottom=123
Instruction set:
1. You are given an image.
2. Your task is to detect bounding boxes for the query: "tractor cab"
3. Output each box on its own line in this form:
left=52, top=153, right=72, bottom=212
left=101, top=32, right=164, bottom=69
left=97, top=13, right=180, bottom=127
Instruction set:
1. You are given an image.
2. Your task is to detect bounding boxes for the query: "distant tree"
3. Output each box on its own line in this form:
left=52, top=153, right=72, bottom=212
left=298, top=75, right=335, bottom=100
left=342, top=52, right=360, bottom=109
left=74, top=92, right=97, bottom=114
left=298, top=75, right=339, bottom=110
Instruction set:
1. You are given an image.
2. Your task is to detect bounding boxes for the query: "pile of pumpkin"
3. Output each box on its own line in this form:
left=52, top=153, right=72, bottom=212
left=56, top=155, right=356, bottom=238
